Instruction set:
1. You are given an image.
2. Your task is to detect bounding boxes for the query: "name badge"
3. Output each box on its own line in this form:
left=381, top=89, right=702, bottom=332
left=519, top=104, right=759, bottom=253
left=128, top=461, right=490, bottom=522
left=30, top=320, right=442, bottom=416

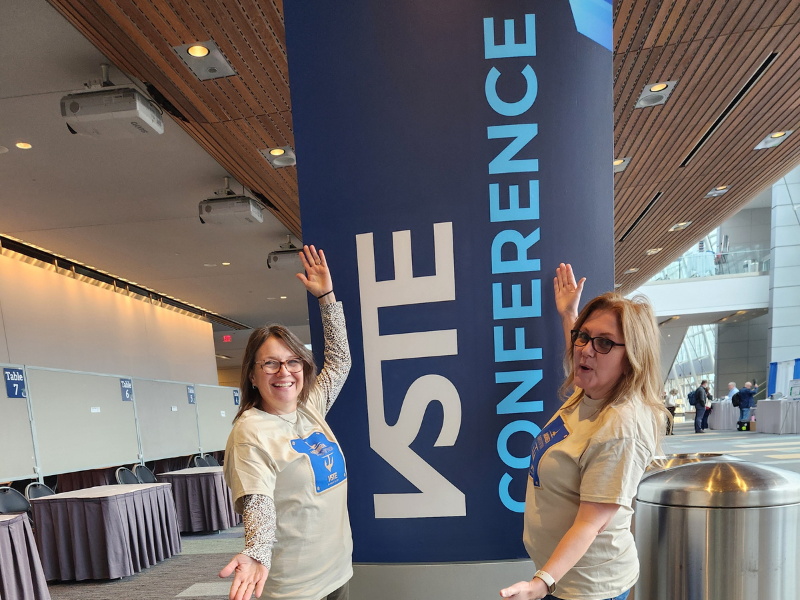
left=291, top=431, right=347, bottom=493
left=529, top=415, right=569, bottom=488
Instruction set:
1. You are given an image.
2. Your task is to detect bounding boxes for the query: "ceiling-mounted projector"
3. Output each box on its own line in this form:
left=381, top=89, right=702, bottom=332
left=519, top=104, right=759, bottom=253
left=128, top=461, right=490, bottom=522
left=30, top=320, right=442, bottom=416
left=199, top=196, right=264, bottom=225
left=267, top=236, right=302, bottom=270
left=61, top=86, right=164, bottom=139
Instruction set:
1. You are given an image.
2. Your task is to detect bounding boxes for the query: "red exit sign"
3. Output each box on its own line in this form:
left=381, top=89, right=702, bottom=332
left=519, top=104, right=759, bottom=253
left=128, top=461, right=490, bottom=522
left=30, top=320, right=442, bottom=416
left=222, top=335, right=232, bottom=343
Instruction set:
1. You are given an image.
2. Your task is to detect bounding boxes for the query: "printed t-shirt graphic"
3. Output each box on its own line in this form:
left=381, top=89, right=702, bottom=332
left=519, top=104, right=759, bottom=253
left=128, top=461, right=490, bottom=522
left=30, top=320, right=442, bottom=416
left=291, top=431, right=347, bottom=493
left=529, top=416, right=570, bottom=488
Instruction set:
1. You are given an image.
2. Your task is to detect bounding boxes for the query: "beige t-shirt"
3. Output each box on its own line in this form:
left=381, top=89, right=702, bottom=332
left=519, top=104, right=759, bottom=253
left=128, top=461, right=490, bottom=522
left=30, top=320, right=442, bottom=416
left=224, top=302, right=353, bottom=600
left=523, top=394, right=659, bottom=600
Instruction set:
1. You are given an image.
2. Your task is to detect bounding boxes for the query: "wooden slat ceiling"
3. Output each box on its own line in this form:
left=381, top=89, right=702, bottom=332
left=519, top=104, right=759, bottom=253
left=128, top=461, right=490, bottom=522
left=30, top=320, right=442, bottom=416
left=48, top=0, right=800, bottom=292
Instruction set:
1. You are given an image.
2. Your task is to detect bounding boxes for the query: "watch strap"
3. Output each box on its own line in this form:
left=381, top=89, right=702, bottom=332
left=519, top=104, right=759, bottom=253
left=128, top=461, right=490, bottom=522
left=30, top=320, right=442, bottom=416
left=533, top=569, right=556, bottom=594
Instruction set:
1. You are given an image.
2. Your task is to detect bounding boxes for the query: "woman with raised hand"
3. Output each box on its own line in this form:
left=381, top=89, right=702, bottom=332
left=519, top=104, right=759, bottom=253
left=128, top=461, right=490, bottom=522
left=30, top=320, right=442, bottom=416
left=221, top=245, right=352, bottom=600
left=500, top=263, right=668, bottom=600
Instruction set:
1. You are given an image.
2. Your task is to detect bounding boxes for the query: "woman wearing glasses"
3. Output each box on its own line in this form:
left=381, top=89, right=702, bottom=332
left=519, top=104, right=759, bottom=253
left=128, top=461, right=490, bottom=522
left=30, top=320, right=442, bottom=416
left=221, top=245, right=352, bottom=600
left=501, top=264, right=667, bottom=600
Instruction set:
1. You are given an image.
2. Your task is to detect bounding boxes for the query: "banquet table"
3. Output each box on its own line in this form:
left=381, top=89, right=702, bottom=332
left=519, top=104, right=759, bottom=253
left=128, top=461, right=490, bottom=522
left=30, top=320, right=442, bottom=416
left=157, top=467, right=240, bottom=533
left=29, top=483, right=181, bottom=581
left=0, top=513, right=51, bottom=599
left=707, top=400, right=740, bottom=431
left=757, top=399, right=800, bottom=434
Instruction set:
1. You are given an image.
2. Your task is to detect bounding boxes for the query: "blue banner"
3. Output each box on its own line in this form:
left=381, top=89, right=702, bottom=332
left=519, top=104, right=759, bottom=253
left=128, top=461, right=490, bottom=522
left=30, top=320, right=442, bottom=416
left=286, top=0, right=613, bottom=562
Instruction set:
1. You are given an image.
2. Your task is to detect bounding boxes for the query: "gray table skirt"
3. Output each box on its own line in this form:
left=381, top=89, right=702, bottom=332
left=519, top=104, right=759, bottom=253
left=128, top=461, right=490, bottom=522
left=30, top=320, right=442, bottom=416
left=0, top=514, right=51, bottom=600
left=158, top=468, right=240, bottom=533
left=30, top=483, right=181, bottom=581
left=707, top=400, right=739, bottom=430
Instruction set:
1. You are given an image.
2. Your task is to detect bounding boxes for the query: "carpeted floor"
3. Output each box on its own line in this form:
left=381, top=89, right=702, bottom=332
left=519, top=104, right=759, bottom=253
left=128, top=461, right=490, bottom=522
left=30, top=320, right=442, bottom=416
left=48, top=526, right=245, bottom=600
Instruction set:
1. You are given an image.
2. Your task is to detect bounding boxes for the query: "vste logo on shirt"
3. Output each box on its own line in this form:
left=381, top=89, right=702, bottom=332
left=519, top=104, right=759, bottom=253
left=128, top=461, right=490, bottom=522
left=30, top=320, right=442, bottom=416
left=291, top=432, right=347, bottom=494
left=529, top=416, right=570, bottom=488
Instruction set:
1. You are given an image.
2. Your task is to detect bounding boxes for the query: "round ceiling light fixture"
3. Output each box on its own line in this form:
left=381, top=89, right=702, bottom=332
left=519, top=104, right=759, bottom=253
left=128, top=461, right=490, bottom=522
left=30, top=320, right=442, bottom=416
left=187, top=45, right=210, bottom=58
left=269, top=148, right=285, bottom=156
left=613, top=158, right=624, bottom=166
left=649, top=83, right=668, bottom=92
left=771, top=131, right=787, bottom=139
left=15, top=142, right=32, bottom=149
left=715, top=185, right=728, bottom=191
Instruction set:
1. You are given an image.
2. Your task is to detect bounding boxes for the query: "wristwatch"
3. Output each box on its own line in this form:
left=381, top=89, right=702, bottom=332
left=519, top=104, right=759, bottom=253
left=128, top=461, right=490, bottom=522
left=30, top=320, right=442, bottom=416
left=533, top=569, right=557, bottom=594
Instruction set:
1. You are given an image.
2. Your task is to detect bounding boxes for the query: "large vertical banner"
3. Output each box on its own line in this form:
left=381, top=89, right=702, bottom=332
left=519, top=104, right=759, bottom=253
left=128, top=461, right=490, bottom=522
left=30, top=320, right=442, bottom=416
left=285, top=0, right=613, bottom=562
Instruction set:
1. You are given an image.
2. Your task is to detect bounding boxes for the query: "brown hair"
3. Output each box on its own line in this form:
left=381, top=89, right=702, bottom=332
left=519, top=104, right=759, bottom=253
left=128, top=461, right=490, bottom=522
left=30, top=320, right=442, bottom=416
left=232, top=324, right=317, bottom=423
left=560, top=292, right=670, bottom=436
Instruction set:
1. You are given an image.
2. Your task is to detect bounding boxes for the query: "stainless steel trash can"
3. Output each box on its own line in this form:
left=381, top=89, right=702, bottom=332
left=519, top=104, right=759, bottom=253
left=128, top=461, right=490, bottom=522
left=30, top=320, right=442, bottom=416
left=635, top=461, right=800, bottom=599
left=644, top=453, right=741, bottom=476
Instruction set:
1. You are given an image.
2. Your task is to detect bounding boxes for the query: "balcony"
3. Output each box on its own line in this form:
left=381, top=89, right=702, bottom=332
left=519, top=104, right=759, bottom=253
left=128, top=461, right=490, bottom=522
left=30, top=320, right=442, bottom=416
left=650, top=248, right=770, bottom=283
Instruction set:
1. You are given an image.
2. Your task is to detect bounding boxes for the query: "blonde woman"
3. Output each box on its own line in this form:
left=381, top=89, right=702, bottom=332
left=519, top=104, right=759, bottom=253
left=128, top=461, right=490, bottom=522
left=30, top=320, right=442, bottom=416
left=501, top=264, right=668, bottom=600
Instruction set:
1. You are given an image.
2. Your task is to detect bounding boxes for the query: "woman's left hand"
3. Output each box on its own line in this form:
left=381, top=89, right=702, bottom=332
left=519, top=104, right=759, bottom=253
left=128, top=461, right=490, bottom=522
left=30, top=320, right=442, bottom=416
left=499, top=578, right=548, bottom=599
left=296, top=245, right=333, bottom=298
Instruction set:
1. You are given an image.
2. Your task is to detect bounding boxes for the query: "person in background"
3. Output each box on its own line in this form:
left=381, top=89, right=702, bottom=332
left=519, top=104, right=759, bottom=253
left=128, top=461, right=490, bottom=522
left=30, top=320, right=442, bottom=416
left=727, top=382, right=739, bottom=402
left=701, top=386, right=713, bottom=430
left=665, top=390, right=677, bottom=435
left=500, top=264, right=666, bottom=600
left=738, top=381, right=758, bottom=422
left=693, top=380, right=709, bottom=434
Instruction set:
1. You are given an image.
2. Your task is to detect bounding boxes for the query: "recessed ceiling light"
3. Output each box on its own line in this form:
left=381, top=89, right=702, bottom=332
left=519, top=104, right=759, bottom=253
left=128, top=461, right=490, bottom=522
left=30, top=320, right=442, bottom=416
left=203, top=263, right=217, bottom=267
left=215, top=354, right=232, bottom=360
left=645, top=247, right=663, bottom=256
left=187, top=45, right=210, bottom=58
left=668, top=221, right=692, bottom=232
left=15, top=142, right=32, bottom=149
left=635, top=80, right=677, bottom=108
left=221, top=262, right=231, bottom=266
left=624, top=267, right=640, bottom=274
left=736, top=310, right=747, bottom=315
left=613, top=157, right=631, bottom=173
left=614, top=283, right=622, bottom=289
left=280, top=296, right=287, bottom=299
left=705, top=185, right=729, bottom=198
left=267, top=297, right=276, bottom=300
left=172, top=40, right=236, bottom=80
left=0, top=146, right=8, bottom=154
left=260, top=146, right=296, bottom=168
left=755, top=130, right=793, bottom=149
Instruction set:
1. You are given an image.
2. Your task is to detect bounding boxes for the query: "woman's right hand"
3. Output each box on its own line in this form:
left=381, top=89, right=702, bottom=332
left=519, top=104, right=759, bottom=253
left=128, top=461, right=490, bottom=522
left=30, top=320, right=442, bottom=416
left=219, top=553, right=269, bottom=600
left=553, top=263, right=585, bottom=320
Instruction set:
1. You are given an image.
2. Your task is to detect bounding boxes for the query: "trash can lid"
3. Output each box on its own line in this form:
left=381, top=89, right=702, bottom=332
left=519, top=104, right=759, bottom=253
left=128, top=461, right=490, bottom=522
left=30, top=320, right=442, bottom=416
left=637, top=461, right=800, bottom=508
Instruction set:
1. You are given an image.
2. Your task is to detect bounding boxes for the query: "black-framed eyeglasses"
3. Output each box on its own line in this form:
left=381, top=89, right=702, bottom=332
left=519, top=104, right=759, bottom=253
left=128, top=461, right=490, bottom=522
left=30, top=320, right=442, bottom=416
left=255, top=358, right=304, bottom=374
left=570, top=330, right=625, bottom=354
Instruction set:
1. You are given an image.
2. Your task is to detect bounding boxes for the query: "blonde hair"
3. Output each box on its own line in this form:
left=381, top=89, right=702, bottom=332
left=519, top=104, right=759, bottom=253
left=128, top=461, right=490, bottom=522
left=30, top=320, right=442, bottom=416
left=560, top=292, right=670, bottom=437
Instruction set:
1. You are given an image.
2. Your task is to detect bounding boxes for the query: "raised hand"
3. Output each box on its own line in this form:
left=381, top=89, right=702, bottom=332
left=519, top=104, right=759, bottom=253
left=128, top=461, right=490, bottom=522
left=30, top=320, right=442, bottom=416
left=219, top=553, right=269, bottom=600
left=296, top=245, right=333, bottom=299
left=553, top=263, right=585, bottom=320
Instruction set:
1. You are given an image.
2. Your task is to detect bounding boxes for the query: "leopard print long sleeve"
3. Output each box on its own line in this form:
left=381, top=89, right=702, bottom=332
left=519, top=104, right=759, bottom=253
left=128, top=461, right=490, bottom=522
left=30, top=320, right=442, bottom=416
left=241, top=494, right=276, bottom=569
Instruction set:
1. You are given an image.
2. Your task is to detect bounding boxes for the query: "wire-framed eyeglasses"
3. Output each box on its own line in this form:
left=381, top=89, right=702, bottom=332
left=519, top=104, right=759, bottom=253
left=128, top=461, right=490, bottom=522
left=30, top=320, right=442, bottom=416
left=255, top=358, right=304, bottom=374
left=570, top=330, right=626, bottom=354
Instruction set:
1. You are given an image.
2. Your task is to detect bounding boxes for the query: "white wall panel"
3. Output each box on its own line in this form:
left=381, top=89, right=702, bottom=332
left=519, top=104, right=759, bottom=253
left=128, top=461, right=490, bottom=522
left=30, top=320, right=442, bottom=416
left=196, top=385, right=238, bottom=453
left=0, top=364, right=37, bottom=481
left=27, top=368, right=139, bottom=476
left=133, top=379, right=200, bottom=462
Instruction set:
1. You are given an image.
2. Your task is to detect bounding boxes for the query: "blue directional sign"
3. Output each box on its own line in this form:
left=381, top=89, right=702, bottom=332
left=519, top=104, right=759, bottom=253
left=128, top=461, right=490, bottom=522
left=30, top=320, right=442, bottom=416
left=187, top=385, right=196, bottom=405
left=3, top=368, right=26, bottom=399
left=233, top=389, right=240, bottom=405
left=120, top=378, right=133, bottom=401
